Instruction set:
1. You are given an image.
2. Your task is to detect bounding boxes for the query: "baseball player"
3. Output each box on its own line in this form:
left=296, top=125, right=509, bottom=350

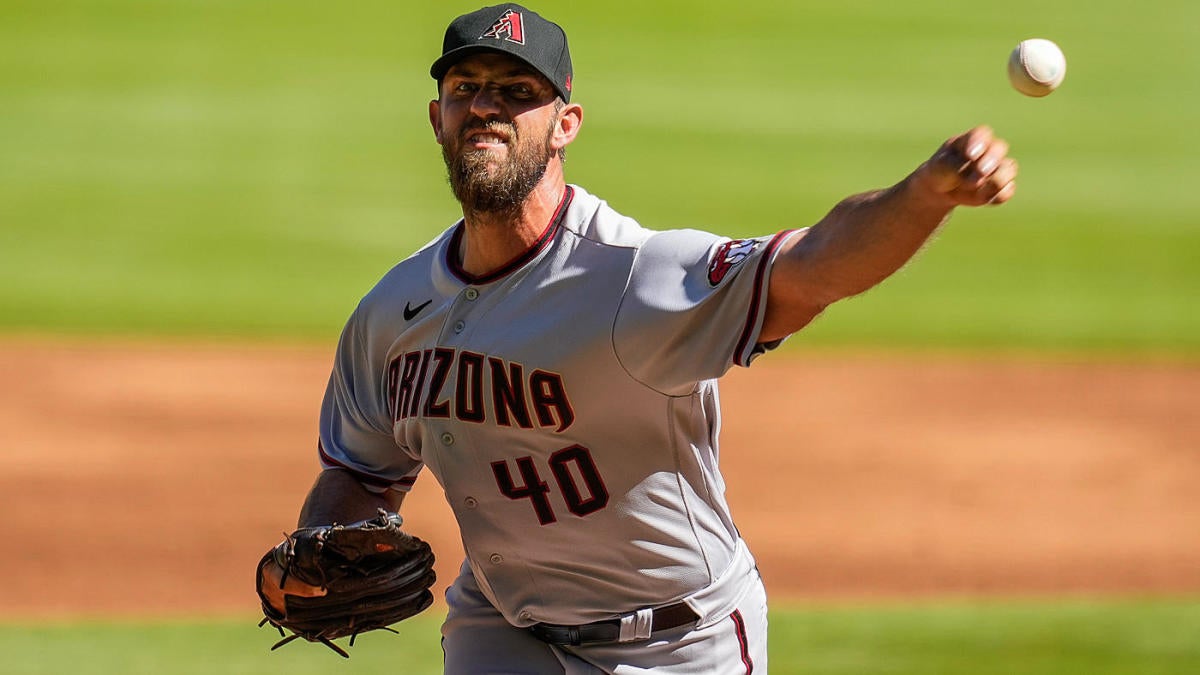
left=257, top=4, right=1017, bottom=673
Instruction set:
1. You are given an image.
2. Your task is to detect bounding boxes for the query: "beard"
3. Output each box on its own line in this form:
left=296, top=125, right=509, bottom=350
left=442, top=118, right=556, bottom=215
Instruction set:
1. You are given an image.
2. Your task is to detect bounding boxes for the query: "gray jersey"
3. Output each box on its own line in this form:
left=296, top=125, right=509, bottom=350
left=318, top=185, right=799, bottom=627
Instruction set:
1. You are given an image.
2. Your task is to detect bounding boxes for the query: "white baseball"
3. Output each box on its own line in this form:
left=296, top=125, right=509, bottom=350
left=1007, top=38, right=1067, bottom=97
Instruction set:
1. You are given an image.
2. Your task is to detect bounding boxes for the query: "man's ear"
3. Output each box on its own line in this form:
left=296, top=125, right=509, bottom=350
left=551, top=102, right=584, bottom=153
left=429, top=99, right=444, bottom=145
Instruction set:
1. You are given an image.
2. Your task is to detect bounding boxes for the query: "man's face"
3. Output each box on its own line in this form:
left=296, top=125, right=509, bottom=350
left=432, top=52, right=562, bottom=214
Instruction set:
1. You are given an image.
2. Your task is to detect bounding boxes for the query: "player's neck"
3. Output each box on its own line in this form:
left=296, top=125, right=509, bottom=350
left=457, top=177, right=566, bottom=278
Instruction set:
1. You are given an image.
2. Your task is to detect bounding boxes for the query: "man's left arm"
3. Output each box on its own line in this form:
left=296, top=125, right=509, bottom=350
left=760, top=125, right=1017, bottom=343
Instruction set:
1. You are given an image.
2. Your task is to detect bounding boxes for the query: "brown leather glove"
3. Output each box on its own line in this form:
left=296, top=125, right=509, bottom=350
left=255, top=510, right=436, bottom=657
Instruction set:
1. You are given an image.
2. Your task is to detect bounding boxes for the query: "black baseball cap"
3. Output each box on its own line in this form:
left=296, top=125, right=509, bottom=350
left=430, top=4, right=573, bottom=102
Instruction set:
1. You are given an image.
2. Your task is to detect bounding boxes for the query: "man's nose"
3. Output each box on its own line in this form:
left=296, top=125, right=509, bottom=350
left=469, top=86, right=504, bottom=118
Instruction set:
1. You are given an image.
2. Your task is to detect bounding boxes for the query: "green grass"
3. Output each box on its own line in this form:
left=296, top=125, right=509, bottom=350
left=2, top=0, right=1197, bottom=355
left=771, top=598, right=1200, bottom=674
left=4, top=598, right=1198, bottom=674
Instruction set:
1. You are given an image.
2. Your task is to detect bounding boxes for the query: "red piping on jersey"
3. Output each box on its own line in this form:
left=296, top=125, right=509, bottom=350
left=730, top=609, right=754, bottom=673
left=446, top=186, right=575, bottom=285
left=733, top=229, right=798, bottom=366
left=317, top=439, right=416, bottom=488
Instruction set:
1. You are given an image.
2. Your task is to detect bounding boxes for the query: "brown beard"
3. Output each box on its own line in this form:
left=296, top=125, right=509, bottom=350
left=442, top=117, right=556, bottom=216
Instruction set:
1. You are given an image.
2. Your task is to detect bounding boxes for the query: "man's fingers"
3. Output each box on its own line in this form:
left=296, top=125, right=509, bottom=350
left=956, top=125, right=994, bottom=161
left=919, top=125, right=1017, bottom=207
left=985, top=158, right=1018, bottom=205
left=925, top=126, right=993, bottom=192
left=988, top=179, right=1017, bottom=205
left=966, top=138, right=1009, bottom=186
left=953, top=156, right=1018, bottom=206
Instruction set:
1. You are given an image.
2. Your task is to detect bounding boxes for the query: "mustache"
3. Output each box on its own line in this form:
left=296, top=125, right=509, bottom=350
left=460, top=118, right=517, bottom=142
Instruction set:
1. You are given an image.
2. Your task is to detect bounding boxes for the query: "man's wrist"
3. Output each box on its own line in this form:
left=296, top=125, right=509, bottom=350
left=900, top=167, right=959, bottom=217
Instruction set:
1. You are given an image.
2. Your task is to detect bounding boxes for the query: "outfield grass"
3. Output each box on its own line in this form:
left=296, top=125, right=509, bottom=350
left=1, top=0, right=1197, bottom=354
left=772, top=598, right=1200, bottom=674
left=4, top=598, right=1197, bottom=674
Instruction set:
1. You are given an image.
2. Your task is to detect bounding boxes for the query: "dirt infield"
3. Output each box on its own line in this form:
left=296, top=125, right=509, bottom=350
left=1, top=338, right=1196, bottom=618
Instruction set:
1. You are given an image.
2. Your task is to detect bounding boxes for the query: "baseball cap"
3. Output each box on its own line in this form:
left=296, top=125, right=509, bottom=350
left=430, top=4, right=573, bottom=102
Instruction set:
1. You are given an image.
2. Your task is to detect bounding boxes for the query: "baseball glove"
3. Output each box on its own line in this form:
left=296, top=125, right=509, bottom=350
left=255, top=509, right=436, bottom=658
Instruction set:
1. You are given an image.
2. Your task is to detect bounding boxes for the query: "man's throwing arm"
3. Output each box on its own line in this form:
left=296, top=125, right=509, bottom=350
left=761, top=125, right=1017, bottom=343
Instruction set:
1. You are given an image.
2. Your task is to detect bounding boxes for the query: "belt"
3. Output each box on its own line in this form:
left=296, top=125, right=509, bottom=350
left=528, top=602, right=700, bottom=646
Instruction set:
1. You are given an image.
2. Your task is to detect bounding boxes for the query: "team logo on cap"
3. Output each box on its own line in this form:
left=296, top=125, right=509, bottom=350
left=708, top=239, right=759, bottom=286
left=481, top=9, right=525, bottom=45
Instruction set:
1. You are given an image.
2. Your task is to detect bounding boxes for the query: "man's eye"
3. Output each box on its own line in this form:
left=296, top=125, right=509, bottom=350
left=506, top=84, right=532, bottom=98
left=454, top=83, right=478, bottom=94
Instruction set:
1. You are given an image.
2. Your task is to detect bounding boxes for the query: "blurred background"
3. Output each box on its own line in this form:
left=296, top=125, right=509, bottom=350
left=3, top=0, right=1196, bottom=350
left=1, top=1, right=1197, bottom=673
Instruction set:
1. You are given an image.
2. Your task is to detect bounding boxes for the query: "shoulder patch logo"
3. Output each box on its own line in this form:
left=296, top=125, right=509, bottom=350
left=707, top=239, right=759, bottom=286
left=481, top=9, right=525, bottom=45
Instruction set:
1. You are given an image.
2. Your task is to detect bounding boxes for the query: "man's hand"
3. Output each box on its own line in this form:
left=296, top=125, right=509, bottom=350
left=911, top=125, right=1018, bottom=208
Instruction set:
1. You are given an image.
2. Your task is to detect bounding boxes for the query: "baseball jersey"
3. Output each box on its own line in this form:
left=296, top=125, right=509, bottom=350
left=318, top=185, right=800, bottom=627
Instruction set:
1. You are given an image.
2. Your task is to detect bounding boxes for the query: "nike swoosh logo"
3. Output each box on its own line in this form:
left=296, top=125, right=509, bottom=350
left=403, top=299, right=433, bottom=321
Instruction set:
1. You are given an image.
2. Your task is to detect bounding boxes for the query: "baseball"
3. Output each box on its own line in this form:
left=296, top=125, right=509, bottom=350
left=1007, top=38, right=1066, bottom=97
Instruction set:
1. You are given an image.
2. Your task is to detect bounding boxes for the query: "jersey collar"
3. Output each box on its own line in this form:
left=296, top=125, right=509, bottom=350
left=446, top=186, right=574, bottom=285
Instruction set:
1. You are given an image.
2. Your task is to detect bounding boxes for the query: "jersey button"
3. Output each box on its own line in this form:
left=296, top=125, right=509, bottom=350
left=440, top=432, right=454, bottom=446
left=453, top=320, right=466, bottom=333
left=464, top=288, right=479, bottom=301
left=489, top=553, right=504, bottom=565
left=464, top=497, right=478, bottom=509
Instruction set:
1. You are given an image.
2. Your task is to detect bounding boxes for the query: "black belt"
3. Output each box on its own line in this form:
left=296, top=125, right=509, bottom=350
left=528, top=602, right=700, bottom=646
